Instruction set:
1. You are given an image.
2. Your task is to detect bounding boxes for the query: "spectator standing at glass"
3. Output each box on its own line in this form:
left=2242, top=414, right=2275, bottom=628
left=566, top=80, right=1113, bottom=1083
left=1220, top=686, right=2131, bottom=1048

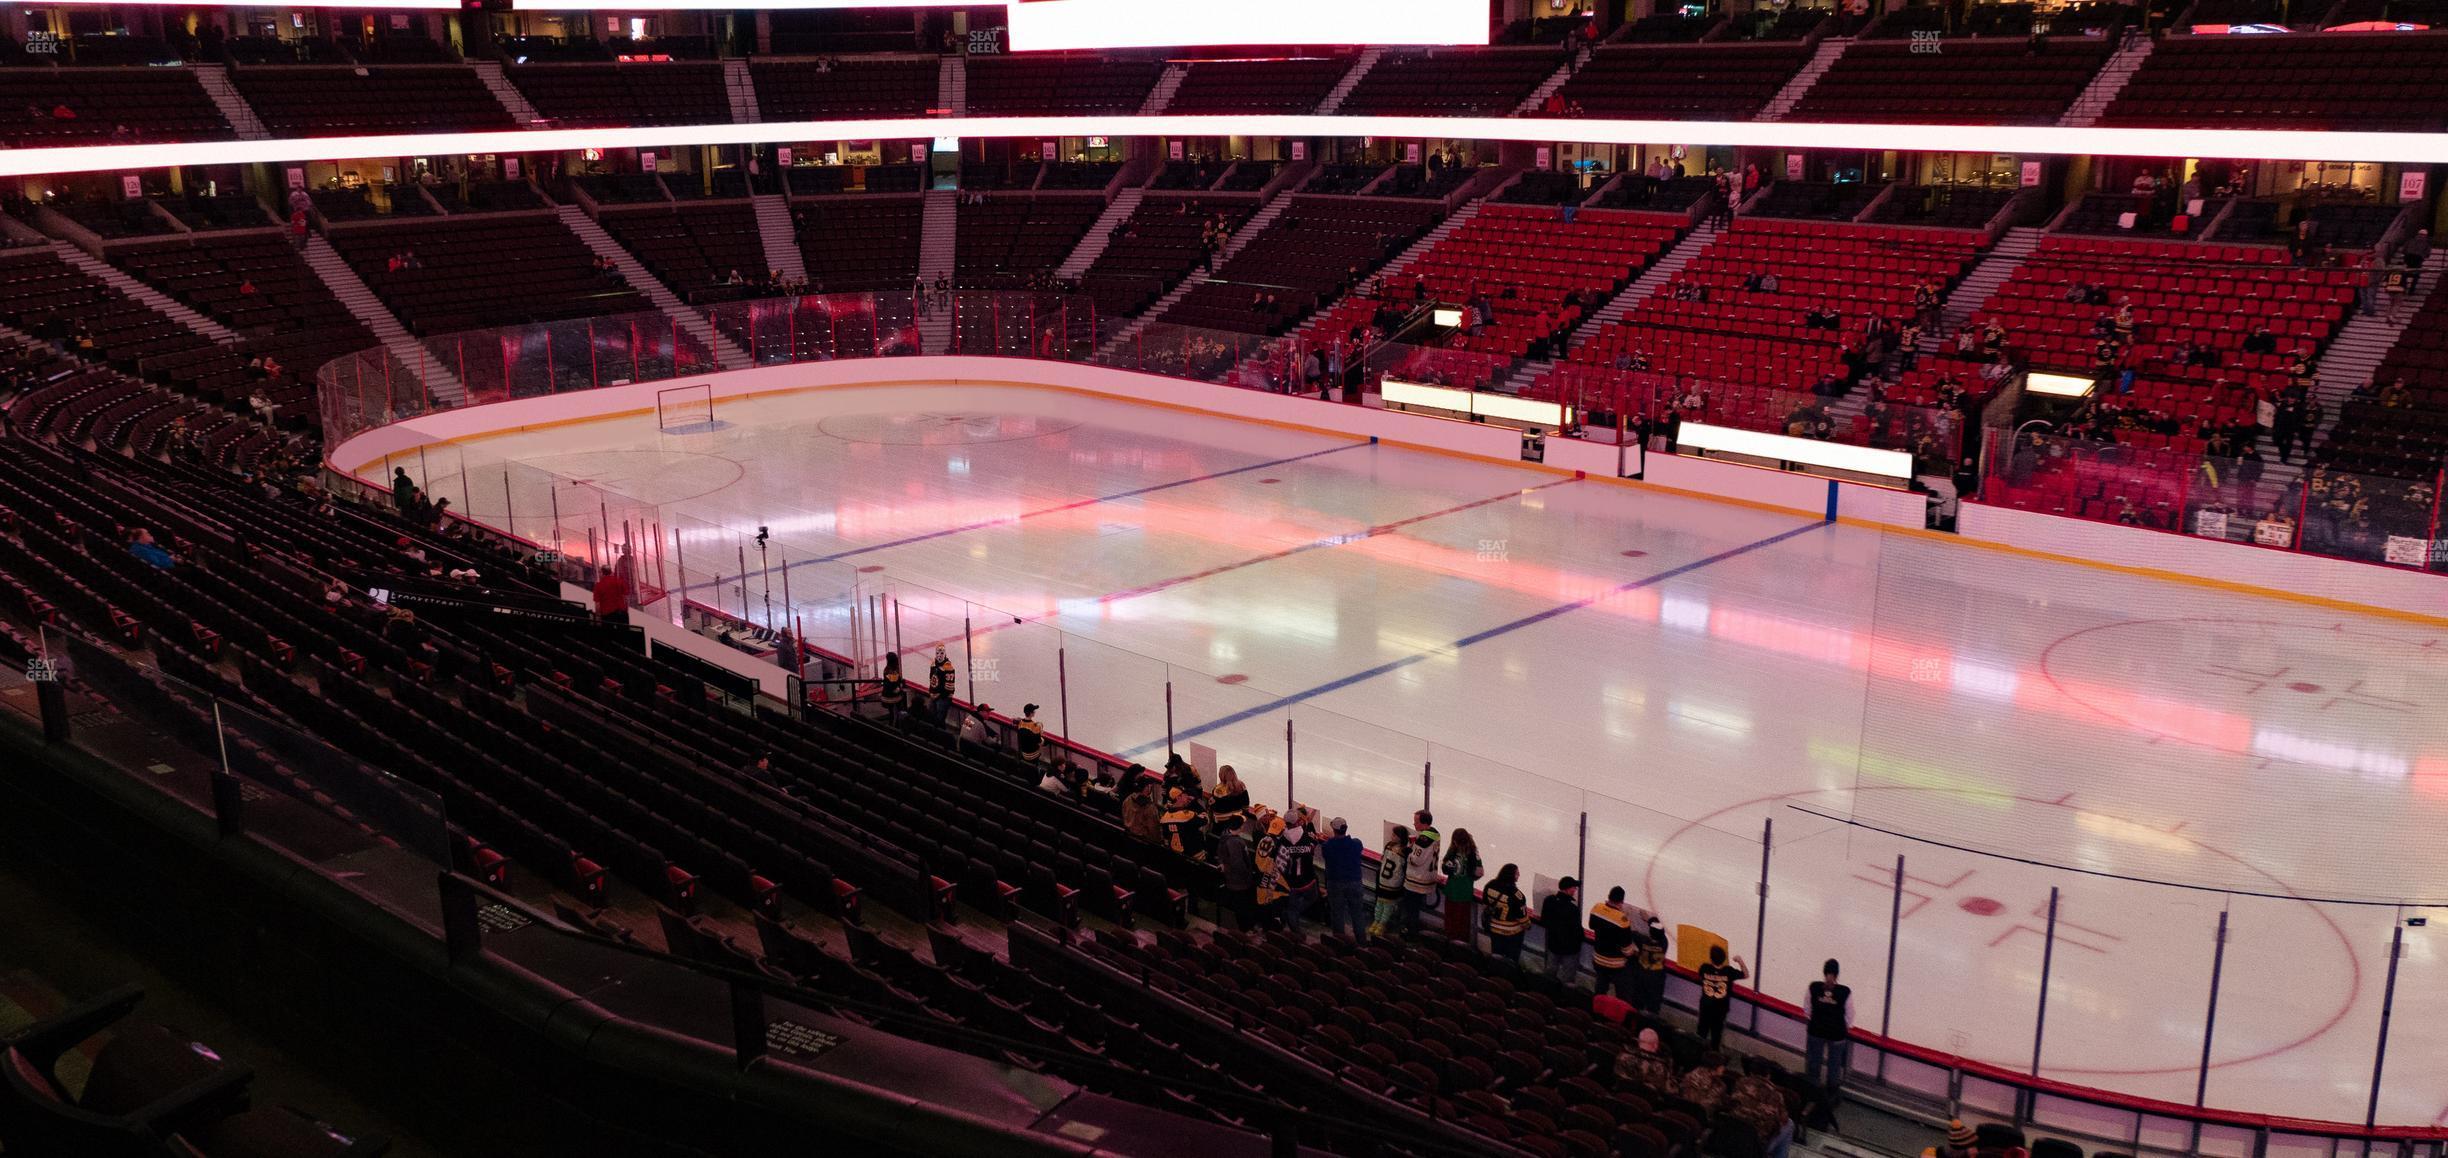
left=1321, top=818, right=1369, bottom=943
left=1481, top=864, right=1531, bottom=965
left=1439, top=829, right=1483, bottom=945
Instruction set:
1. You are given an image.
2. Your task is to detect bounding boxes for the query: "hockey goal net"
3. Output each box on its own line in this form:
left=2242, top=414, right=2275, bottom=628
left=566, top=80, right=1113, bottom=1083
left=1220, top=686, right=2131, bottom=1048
left=656, top=383, right=714, bottom=432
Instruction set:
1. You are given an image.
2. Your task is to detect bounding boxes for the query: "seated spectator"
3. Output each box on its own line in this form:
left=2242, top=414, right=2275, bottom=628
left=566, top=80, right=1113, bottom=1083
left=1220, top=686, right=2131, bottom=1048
left=127, top=527, right=176, bottom=570
left=1616, top=1026, right=1677, bottom=1091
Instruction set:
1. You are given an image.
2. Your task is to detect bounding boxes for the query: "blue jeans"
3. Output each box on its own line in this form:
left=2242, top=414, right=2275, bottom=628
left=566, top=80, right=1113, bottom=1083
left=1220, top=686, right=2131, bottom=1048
left=1283, top=887, right=1317, bottom=935
left=1327, top=881, right=1370, bottom=943
left=1805, top=1036, right=1852, bottom=1094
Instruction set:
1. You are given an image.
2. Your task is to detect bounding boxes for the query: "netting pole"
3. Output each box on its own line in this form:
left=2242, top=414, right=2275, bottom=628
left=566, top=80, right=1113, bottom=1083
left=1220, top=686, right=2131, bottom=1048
left=2194, top=908, right=2229, bottom=1119
left=1163, top=680, right=1175, bottom=756
left=669, top=525, right=686, bottom=626
left=1749, top=817, right=1771, bottom=1033
left=1878, top=854, right=1903, bottom=1080
left=2032, top=886, right=2061, bottom=1085
left=2428, top=466, right=2445, bottom=570
left=779, top=549, right=794, bottom=647
left=588, top=320, right=600, bottom=388
left=499, top=334, right=511, bottom=391
left=456, top=336, right=467, bottom=391
left=2365, top=923, right=2405, bottom=1144
left=736, top=543, right=750, bottom=624
left=1057, top=647, right=1069, bottom=741
left=549, top=484, right=563, bottom=553
left=501, top=468, right=514, bottom=541
left=892, top=597, right=904, bottom=655
left=545, top=329, right=556, bottom=390
left=630, top=320, right=641, bottom=382
left=1284, top=718, right=1295, bottom=817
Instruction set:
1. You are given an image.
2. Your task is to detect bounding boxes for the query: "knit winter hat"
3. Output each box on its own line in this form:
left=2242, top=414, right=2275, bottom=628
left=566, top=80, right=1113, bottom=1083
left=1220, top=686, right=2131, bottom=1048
left=1948, top=1122, right=1978, bottom=1149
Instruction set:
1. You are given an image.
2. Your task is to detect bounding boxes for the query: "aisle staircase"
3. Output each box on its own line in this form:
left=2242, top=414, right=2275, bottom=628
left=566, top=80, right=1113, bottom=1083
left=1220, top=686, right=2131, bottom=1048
left=1757, top=37, right=1850, bottom=121
left=2288, top=252, right=2448, bottom=467
left=1316, top=46, right=1384, bottom=114
left=190, top=64, right=269, bottom=140
left=938, top=57, right=967, bottom=116
left=1489, top=221, right=1723, bottom=396
left=300, top=235, right=468, bottom=404
left=1514, top=49, right=1587, bottom=116
left=1296, top=199, right=1488, bottom=339
left=751, top=194, right=806, bottom=285
left=468, top=61, right=542, bottom=126
left=1917, top=226, right=2044, bottom=359
left=917, top=190, right=960, bottom=353
left=51, top=242, right=235, bottom=343
left=723, top=59, right=761, bottom=124
left=1054, top=188, right=1145, bottom=280
left=2059, top=35, right=2153, bottom=127
left=1140, top=64, right=1186, bottom=115
left=1097, top=192, right=1297, bottom=355
left=555, top=205, right=751, bottom=368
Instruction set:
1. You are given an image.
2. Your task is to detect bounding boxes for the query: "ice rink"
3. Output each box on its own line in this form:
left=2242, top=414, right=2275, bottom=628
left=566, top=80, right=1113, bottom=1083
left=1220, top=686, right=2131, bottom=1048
left=398, top=382, right=2448, bottom=1124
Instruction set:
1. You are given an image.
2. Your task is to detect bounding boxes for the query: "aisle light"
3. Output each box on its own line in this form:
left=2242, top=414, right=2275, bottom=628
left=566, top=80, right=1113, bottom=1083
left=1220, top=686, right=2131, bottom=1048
left=9, top=114, right=2448, bottom=178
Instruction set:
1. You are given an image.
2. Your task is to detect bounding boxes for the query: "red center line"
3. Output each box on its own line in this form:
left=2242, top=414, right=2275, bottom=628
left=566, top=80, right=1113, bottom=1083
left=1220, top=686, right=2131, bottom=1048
left=901, top=476, right=1585, bottom=654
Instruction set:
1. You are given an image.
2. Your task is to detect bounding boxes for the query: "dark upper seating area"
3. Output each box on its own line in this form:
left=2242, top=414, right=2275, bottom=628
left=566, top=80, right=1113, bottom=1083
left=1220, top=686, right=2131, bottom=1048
left=1748, top=181, right=1886, bottom=221
left=1079, top=195, right=1255, bottom=318
left=0, top=249, right=262, bottom=412
left=161, top=194, right=276, bottom=232
left=328, top=215, right=648, bottom=335
left=2100, top=32, right=2448, bottom=130
left=111, top=232, right=375, bottom=421
left=750, top=57, right=938, bottom=119
left=231, top=66, right=516, bottom=137
left=507, top=62, right=730, bottom=127
left=785, top=164, right=923, bottom=196
left=955, top=195, right=1104, bottom=288
left=2057, top=192, right=2214, bottom=239
left=1618, top=13, right=1722, bottom=41
left=1554, top=44, right=1809, bottom=120
left=1866, top=185, right=2017, bottom=230
left=0, top=67, right=233, bottom=146
left=1166, top=55, right=1353, bottom=113
left=1788, top=36, right=2113, bottom=125
left=791, top=197, right=922, bottom=291
left=424, top=180, right=550, bottom=215
left=1335, top=48, right=1558, bottom=115
left=576, top=173, right=670, bottom=205
left=1154, top=196, right=1441, bottom=335
left=965, top=54, right=1162, bottom=114
left=597, top=203, right=768, bottom=304
left=767, top=8, right=923, bottom=53
left=1308, top=165, right=1389, bottom=196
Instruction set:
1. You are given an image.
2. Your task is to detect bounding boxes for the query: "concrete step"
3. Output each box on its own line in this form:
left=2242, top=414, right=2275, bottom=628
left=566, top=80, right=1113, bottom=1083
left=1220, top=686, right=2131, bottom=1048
left=723, top=59, right=760, bottom=124
left=468, top=60, right=541, bottom=126
left=1316, top=46, right=1383, bottom=115
left=1055, top=188, right=1146, bottom=280
left=190, top=64, right=269, bottom=140
left=1757, top=37, right=1850, bottom=122
left=751, top=193, right=807, bottom=284
left=919, top=189, right=959, bottom=283
left=300, top=234, right=468, bottom=404
left=556, top=204, right=750, bottom=369
left=51, top=241, right=237, bottom=343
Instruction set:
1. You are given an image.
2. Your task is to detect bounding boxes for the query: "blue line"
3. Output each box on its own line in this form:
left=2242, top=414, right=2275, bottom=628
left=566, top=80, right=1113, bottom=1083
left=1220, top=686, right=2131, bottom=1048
left=677, top=441, right=1364, bottom=594
left=1119, top=517, right=1831, bottom=759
